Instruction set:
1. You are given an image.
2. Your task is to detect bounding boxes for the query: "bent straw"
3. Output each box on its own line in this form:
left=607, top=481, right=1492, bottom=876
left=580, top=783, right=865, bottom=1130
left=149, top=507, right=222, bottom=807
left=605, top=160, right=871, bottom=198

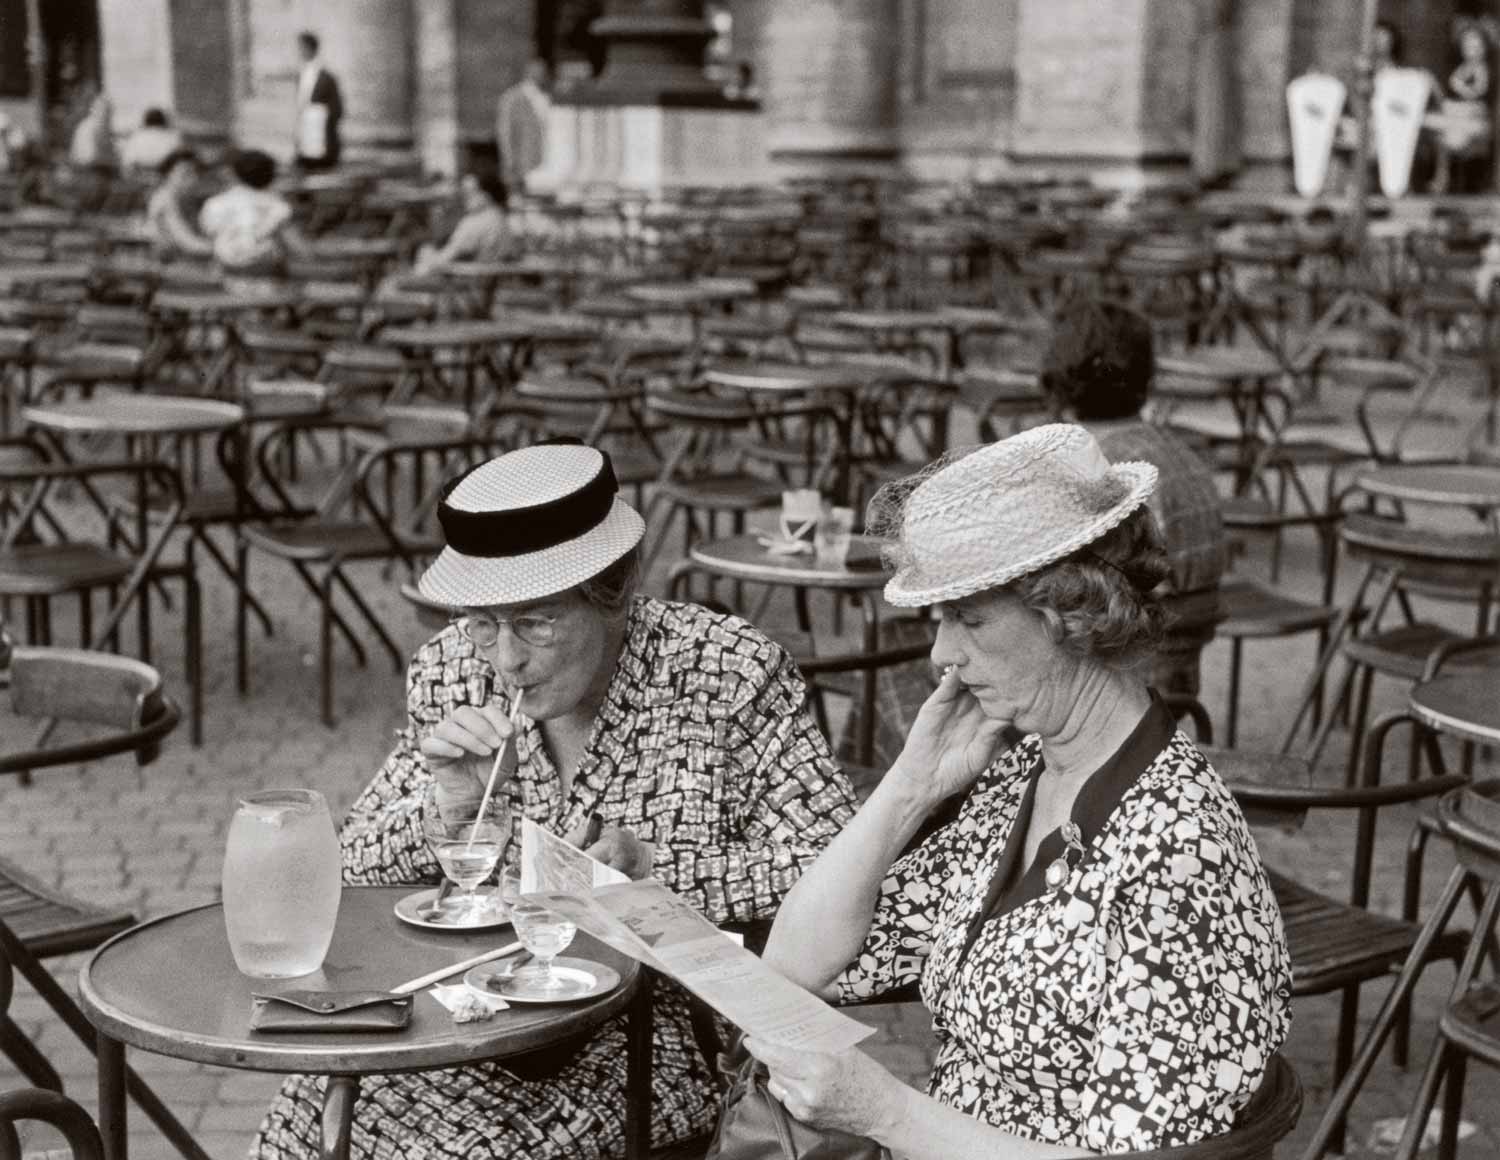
left=466, top=688, right=522, bottom=851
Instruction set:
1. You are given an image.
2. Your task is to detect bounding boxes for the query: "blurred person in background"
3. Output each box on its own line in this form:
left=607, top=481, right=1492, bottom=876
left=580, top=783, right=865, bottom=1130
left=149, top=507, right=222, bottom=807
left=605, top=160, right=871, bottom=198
left=294, top=31, right=343, bottom=171
left=412, top=171, right=511, bottom=274
left=497, top=59, right=551, bottom=194
left=1039, top=297, right=1227, bottom=699
left=143, top=149, right=213, bottom=261
left=199, top=148, right=309, bottom=279
left=122, top=108, right=184, bottom=172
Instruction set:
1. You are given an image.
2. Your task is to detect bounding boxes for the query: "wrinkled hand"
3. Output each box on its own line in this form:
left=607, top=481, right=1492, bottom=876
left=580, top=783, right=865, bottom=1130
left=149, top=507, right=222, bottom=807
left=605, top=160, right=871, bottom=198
left=419, top=704, right=518, bottom=818
left=887, top=666, right=1009, bottom=806
left=564, top=821, right=656, bottom=880
left=744, top=1038, right=909, bottom=1141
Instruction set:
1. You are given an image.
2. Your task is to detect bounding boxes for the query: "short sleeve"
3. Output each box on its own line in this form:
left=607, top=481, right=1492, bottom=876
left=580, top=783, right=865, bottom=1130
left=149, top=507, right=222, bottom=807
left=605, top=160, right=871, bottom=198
left=828, top=816, right=965, bottom=1003
left=1078, top=814, right=1291, bottom=1153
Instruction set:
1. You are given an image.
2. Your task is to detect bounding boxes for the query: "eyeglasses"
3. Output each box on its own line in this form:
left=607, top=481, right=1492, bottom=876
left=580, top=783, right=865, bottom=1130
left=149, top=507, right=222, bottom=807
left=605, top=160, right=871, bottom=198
left=453, top=610, right=558, bottom=649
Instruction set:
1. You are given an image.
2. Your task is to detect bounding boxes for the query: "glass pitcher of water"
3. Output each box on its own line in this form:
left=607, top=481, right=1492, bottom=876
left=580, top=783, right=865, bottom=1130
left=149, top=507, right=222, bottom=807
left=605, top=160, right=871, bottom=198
left=222, top=789, right=342, bottom=978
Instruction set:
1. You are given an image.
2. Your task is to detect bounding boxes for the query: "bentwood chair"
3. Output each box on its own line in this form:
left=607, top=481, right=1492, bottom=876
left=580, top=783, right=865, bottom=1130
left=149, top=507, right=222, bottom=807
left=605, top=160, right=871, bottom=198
left=239, top=408, right=504, bottom=725
left=0, top=642, right=206, bottom=1160
left=0, top=1087, right=105, bottom=1160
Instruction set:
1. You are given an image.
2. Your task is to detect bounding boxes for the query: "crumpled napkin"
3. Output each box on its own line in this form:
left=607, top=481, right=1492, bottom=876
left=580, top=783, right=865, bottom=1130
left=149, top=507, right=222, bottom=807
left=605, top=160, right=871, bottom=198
left=430, top=983, right=509, bottom=1023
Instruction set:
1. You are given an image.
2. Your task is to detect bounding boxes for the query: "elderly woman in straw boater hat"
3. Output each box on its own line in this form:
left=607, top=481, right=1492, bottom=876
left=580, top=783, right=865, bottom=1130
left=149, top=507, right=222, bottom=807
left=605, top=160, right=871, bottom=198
left=253, top=441, right=857, bottom=1160
left=749, top=424, right=1291, bottom=1156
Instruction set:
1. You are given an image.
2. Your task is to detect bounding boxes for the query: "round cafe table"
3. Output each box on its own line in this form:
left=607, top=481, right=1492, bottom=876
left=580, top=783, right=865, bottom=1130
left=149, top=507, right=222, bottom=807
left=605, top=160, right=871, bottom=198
left=78, top=886, right=650, bottom=1160
left=379, top=320, right=520, bottom=408
left=1355, top=464, right=1500, bottom=512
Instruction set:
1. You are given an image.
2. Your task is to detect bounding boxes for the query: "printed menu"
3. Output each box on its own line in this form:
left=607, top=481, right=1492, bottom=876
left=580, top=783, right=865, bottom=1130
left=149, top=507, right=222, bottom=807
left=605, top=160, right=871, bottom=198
left=519, top=825, right=874, bottom=1054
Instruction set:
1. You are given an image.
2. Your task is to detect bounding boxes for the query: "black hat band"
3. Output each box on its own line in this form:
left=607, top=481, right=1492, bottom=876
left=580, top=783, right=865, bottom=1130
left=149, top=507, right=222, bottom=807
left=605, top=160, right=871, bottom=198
left=437, top=447, right=619, bottom=558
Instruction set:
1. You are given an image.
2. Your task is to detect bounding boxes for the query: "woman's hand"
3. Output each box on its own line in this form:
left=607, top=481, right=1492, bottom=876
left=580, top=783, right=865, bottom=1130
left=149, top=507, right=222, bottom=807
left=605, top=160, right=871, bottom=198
left=419, top=705, right=517, bottom=816
left=568, top=822, right=655, bottom=880
left=744, top=1038, right=911, bottom=1141
left=886, top=666, right=1009, bottom=806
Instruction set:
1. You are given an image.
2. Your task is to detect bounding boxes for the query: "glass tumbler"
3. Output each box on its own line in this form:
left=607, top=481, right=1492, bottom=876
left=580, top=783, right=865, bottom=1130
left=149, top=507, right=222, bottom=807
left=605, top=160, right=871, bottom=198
left=222, top=789, right=342, bottom=978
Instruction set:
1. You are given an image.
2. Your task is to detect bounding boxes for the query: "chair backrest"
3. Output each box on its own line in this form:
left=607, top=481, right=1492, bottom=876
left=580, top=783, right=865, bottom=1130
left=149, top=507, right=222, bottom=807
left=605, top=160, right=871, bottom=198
left=2, top=647, right=180, bottom=774
left=0, top=1088, right=105, bottom=1160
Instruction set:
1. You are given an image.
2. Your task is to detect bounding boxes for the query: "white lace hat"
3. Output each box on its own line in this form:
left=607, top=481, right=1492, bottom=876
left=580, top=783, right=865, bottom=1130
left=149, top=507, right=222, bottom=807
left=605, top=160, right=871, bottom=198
left=419, top=443, right=645, bottom=608
left=880, top=423, right=1158, bottom=608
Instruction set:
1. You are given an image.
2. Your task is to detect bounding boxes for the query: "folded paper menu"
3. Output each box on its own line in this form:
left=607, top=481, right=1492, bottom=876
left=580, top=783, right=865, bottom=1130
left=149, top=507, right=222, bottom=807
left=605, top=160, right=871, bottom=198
left=518, top=823, right=874, bottom=1054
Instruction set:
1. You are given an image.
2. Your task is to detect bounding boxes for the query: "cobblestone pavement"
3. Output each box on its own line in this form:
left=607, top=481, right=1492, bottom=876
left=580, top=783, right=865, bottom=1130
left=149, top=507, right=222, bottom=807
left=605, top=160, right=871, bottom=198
left=4, top=376, right=1500, bottom=1158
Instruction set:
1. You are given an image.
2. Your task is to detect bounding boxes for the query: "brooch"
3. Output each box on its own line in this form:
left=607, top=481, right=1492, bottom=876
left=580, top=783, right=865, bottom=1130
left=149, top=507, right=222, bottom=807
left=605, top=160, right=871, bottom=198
left=1044, top=822, right=1085, bottom=891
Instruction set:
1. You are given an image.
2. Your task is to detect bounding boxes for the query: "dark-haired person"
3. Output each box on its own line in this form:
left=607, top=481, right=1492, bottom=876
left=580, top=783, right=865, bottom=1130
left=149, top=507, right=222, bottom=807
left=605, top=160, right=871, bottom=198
left=412, top=171, right=512, bottom=274
left=294, top=31, right=343, bottom=171
left=122, top=107, right=183, bottom=172
left=142, top=148, right=212, bottom=260
left=198, top=148, right=309, bottom=279
left=750, top=424, right=1290, bottom=1156
left=252, top=442, right=857, bottom=1160
left=1039, top=297, right=1227, bottom=697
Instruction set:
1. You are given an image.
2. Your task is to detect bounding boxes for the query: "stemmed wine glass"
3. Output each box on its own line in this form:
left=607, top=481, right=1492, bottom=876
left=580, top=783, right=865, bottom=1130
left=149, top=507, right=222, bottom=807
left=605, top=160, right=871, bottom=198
left=421, top=782, right=507, bottom=925
left=508, top=901, right=579, bottom=996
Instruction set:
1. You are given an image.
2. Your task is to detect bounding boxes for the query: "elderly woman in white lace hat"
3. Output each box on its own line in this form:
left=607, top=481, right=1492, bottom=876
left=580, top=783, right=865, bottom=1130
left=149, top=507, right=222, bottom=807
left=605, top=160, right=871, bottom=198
left=752, top=424, right=1290, bottom=1157
left=253, top=441, right=857, bottom=1160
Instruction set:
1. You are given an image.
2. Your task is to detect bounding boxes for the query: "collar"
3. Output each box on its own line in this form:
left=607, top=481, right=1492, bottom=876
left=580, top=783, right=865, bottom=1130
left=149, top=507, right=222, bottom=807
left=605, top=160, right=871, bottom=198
left=966, top=691, right=1177, bottom=941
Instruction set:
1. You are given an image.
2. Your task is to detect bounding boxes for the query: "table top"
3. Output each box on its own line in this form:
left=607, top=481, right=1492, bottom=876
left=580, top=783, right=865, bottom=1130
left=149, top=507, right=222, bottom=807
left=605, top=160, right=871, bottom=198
left=152, top=289, right=301, bottom=315
left=703, top=360, right=863, bottom=394
left=1357, top=464, right=1500, bottom=510
left=0, top=261, right=93, bottom=286
left=690, top=534, right=890, bottom=589
left=25, top=394, right=244, bottom=435
left=381, top=321, right=519, bottom=348
left=827, top=309, right=947, bottom=332
left=1157, top=348, right=1283, bottom=382
left=78, top=886, right=638, bottom=1075
left=1411, top=673, right=1500, bottom=746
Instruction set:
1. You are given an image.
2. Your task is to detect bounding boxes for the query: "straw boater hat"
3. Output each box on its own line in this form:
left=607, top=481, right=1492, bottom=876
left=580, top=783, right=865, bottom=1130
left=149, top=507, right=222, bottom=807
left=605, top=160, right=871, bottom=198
left=881, top=423, right=1158, bottom=608
left=419, top=442, right=645, bottom=608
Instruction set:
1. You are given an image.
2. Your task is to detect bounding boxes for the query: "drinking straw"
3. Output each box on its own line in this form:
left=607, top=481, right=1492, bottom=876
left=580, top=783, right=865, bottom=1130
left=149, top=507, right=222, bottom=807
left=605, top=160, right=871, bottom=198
left=466, top=688, right=522, bottom=851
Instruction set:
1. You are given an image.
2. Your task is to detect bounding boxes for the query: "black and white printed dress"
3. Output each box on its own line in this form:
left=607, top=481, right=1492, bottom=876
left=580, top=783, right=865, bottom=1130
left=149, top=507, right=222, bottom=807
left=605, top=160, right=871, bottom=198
left=252, top=596, right=857, bottom=1160
left=833, top=697, right=1291, bottom=1154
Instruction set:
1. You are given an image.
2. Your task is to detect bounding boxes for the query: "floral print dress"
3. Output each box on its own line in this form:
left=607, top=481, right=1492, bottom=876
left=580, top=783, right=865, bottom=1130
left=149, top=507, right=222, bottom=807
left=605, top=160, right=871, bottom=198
left=252, top=596, right=857, bottom=1160
left=833, top=697, right=1291, bottom=1154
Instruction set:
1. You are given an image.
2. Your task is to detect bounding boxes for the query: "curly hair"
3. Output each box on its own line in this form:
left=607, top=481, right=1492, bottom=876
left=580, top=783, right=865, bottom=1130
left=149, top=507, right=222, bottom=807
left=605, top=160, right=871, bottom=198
left=230, top=148, right=278, bottom=191
left=1007, top=506, right=1171, bottom=667
left=1039, top=296, right=1155, bottom=422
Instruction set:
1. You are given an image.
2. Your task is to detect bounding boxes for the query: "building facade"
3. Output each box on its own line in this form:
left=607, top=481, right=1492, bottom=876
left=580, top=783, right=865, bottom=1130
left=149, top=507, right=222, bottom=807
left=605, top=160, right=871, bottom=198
left=0, top=0, right=1493, bottom=187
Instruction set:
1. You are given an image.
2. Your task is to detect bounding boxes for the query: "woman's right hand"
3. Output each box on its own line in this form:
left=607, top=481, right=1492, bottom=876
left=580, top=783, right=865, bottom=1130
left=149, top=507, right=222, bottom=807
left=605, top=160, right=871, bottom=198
left=886, top=667, right=1008, bottom=806
left=418, top=705, right=517, bottom=814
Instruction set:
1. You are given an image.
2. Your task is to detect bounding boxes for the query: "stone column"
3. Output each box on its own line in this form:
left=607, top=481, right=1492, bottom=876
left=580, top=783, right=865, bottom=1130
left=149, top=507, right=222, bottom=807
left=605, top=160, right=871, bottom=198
left=330, top=0, right=415, bottom=157
left=99, top=0, right=175, bottom=137
left=1012, top=0, right=1195, bottom=178
left=166, top=0, right=234, bottom=147
left=414, top=0, right=460, bottom=175
left=751, top=0, right=900, bottom=170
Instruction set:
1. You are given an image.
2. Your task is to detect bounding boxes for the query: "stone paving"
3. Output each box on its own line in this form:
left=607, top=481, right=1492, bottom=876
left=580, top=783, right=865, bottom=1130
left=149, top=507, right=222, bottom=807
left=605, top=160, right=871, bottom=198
left=4, top=376, right=1500, bottom=1158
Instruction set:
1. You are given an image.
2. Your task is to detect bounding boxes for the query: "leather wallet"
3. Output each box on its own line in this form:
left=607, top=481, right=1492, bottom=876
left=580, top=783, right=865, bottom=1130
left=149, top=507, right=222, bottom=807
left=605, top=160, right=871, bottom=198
left=248, top=990, right=413, bottom=1034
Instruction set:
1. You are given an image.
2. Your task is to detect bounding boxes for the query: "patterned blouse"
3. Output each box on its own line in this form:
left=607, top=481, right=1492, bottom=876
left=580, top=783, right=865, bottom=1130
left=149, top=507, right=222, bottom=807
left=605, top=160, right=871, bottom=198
left=833, top=699, right=1291, bottom=1154
left=254, top=596, right=856, bottom=1160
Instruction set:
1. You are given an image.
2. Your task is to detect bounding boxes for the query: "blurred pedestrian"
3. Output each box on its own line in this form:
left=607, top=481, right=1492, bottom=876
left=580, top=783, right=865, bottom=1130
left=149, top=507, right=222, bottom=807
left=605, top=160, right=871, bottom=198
left=122, top=108, right=184, bottom=172
left=496, top=59, right=550, bottom=194
left=143, top=149, right=213, bottom=260
left=294, top=32, right=343, bottom=171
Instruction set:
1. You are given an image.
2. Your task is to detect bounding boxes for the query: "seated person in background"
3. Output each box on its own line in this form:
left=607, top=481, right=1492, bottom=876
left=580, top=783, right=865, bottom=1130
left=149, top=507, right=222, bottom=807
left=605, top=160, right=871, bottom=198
left=752, top=424, right=1291, bottom=1156
left=121, top=108, right=183, bottom=172
left=412, top=170, right=511, bottom=275
left=1040, top=297, right=1227, bottom=697
left=198, top=148, right=309, bottom=277
left=143, top=149, right=213, bottom=260
left=252, top=441, right=857, bottom=1160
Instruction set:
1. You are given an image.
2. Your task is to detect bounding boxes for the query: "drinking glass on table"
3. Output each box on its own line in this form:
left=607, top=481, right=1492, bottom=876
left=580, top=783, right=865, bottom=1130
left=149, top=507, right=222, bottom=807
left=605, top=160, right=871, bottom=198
left=814, top=504, right=854, bottom=568
left=509, top=901, right=578, bottom=995
left=222, top=789, right=342, bottom=979
left=421, top=782, right=508, bottom=924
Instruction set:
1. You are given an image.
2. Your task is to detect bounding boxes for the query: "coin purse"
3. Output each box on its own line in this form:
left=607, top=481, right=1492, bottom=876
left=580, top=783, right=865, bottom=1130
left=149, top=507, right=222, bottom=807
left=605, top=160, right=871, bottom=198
left=249, top=990, right=413, bottom=1033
